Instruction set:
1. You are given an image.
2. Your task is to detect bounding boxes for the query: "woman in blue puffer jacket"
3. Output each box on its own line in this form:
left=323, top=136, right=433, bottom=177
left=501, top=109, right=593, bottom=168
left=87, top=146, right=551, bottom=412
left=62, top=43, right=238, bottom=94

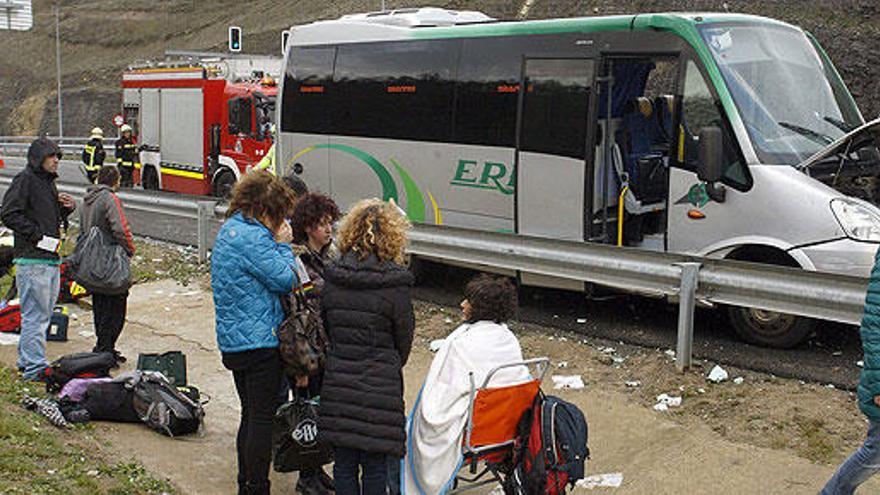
left=211, top=171, right=301, bottom=495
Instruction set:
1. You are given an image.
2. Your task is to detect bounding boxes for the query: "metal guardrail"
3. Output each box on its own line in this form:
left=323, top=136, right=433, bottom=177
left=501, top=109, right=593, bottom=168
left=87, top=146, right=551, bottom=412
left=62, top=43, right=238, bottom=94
left=0, top=136, right=92, bottom=156
left=0, top=175, right=870, bottom=370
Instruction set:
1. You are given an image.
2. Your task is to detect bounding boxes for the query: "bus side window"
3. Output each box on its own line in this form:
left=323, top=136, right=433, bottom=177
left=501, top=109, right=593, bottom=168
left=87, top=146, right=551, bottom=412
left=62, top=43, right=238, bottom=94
left=681, top=60, right=749, bottom=189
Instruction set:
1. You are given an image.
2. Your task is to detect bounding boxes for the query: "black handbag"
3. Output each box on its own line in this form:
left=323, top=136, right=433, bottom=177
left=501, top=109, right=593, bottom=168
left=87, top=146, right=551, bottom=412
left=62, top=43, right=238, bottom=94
left=66, top=226, right=131, bottom=295
left=272, top=398, right=332, bottom=472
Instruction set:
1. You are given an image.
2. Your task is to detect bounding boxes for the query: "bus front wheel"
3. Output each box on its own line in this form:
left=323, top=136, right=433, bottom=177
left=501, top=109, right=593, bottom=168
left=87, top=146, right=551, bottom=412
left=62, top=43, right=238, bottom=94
left=726, top=305, right=815, bottom=348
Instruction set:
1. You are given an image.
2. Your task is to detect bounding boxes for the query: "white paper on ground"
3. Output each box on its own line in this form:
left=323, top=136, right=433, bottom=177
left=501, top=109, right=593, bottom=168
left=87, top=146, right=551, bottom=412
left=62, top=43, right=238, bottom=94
left=655, top=393, right=682, bottom=407
left=576, top=472, right=624, bottom=490
left=552, top=375, right=585, bottom=390
left=0, top=333, right=19, bottom=345
left=707, top=365, right=729, bottom=383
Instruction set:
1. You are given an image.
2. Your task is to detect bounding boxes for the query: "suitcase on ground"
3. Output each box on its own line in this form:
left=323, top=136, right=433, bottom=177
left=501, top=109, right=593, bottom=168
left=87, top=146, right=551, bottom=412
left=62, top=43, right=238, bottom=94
left=137, top=351, right=187, bottom=386
left=0, top=302, right=20, bottom=333
left=46, top=306, right=69, bottom=342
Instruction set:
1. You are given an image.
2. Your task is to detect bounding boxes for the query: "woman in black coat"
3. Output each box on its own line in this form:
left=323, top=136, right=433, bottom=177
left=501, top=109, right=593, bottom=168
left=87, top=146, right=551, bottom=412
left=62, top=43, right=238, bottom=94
left=319, top=198, right=414, bottom=495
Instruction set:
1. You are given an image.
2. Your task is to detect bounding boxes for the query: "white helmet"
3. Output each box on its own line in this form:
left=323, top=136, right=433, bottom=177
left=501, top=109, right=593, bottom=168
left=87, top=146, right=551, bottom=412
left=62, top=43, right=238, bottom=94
left=90, top=127, right=104, bottom=140
left=120, top=124, right=132, bottom=133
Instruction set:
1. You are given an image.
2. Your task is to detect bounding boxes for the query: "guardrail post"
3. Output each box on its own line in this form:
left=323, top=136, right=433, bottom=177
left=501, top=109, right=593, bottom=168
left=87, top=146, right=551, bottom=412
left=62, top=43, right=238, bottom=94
left=675, top=262, right=701, bottom=372
left=197, top=201, right=215, bottom=264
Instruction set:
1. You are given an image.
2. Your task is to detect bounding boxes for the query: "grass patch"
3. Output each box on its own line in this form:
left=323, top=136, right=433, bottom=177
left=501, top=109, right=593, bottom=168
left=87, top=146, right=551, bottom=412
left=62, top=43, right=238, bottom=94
left=0, top=367, right=174, bottom=494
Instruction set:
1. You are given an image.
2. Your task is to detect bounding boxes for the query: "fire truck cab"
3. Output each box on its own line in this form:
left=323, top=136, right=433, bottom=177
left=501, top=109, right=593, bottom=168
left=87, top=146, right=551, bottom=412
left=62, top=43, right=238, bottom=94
left=121, top=57, right=279, bottom=197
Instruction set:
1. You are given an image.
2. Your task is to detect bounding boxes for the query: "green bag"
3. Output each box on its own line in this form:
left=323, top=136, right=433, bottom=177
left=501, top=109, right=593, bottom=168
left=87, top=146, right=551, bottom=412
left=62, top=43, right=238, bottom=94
left=137, top=351, right=187, bottom=386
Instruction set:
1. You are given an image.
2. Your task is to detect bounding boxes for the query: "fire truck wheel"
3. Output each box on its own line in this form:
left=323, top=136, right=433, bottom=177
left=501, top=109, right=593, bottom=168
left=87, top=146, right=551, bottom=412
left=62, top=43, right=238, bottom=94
left=142, top=167, right=159, bottom=191
left=213, top=169, right=236, bottom=199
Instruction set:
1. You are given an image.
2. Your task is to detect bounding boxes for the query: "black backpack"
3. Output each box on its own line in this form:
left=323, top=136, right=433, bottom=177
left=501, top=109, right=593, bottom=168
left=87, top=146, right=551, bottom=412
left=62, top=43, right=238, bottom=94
left=44, top=352, right=116, bottom=393
left=510, top=393, right=589, bottom=494
left=129, top=371, right=204, bottom=437
left=80, top=382, right=141, bottom=423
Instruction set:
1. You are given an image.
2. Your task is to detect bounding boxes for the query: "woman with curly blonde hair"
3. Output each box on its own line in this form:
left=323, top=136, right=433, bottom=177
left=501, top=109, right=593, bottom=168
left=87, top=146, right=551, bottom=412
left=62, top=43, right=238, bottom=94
left=319, top=198, right=415, bottom=495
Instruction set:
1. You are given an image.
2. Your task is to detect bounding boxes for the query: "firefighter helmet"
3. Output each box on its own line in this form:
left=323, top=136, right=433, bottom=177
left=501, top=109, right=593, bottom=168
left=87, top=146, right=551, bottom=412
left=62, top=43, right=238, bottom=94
left=120, top=124, right=132, bottom=134
left=90, top=127, right=104, bottom=140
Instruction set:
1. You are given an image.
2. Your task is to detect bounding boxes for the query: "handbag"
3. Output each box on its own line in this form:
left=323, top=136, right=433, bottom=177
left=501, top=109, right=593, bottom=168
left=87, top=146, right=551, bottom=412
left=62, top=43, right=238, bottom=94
left=277, top=292, right=327, bottom=379
left=66, top=226, right=131, bottom=295
left=272, top=398, right=332, bottom=472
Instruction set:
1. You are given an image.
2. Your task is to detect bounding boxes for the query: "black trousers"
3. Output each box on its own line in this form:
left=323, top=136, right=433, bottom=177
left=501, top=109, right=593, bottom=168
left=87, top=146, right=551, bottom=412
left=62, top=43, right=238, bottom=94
left=119, top=164, right=134, bottom=188
left=92, top=292, right=128, bottom=354
left=223, top=348, right=283, bottom=495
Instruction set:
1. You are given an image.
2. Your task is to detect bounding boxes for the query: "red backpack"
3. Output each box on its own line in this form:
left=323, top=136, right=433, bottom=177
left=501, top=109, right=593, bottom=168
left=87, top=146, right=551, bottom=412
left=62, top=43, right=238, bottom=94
left=509, top=392, right=589, bottom=494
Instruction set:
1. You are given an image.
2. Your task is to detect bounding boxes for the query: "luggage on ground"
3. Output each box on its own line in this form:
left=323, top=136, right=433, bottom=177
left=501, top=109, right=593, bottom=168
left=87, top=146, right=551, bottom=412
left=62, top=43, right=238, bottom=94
left=136, top=351, right=187, bottom=386
left=129, top=371, right=204, bottom=437
left=46, top=306, right=69, bottom=342
left=0, top=302, right=20, bottom=333
left=43, top=351, right=116, bottom=393
left=80, top=381, right=141, bottom=423
left=272, top=398, right=332, bottom=472
left=510, top=392, right=589, bottom=495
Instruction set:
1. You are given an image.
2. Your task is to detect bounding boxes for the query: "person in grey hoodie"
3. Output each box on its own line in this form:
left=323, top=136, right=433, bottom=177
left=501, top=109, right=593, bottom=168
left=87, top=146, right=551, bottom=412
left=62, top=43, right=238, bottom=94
left=80, top=165, right=136, bottom=362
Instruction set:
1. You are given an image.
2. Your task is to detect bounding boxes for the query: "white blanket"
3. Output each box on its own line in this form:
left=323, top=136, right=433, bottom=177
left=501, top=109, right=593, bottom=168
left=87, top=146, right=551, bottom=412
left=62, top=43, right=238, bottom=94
left=403, top=321, right=531, bottom=494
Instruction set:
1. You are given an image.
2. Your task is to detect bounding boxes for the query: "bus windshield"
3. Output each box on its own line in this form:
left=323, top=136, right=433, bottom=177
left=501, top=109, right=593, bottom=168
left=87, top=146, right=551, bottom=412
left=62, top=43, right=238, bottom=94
left=699, top=23, right=863, bottom=166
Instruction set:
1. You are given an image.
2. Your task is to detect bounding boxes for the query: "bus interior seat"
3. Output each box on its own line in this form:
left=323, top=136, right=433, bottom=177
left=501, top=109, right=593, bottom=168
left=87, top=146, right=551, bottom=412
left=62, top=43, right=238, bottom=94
left=615, top=97, right=668, bottom=208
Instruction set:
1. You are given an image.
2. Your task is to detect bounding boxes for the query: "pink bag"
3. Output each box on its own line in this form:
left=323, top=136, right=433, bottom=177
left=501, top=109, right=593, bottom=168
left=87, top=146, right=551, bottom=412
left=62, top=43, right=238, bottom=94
left=59, top=377, right=113, bottom=402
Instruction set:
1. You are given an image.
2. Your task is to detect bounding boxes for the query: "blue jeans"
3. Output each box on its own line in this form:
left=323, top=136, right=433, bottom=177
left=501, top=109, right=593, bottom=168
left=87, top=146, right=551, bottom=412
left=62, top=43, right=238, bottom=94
left=333, top=447, right=387, bottom=495
left=16, top=264, right=59, bottom=380
left=822, top=420, right=880, bottom=495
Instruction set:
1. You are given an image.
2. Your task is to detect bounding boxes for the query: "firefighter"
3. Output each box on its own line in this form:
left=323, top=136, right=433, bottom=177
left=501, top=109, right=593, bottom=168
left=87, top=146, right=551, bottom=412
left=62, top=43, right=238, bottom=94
left=81, top=127, right=106, bottom=184
left=115, top=124, right=138, bottom=188
left=252, top=124, right=276, bottom=175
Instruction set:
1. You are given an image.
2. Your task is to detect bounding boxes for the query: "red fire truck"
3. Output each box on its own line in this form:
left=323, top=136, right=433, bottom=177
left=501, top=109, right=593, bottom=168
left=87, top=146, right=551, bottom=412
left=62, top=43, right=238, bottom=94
left=121, top=57, right=279, bottom=197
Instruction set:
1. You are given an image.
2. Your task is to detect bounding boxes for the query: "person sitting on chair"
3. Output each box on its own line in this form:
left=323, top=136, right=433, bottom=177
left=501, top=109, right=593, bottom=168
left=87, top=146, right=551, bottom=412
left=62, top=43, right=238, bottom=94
left=404, top=274, right=531, bottom=495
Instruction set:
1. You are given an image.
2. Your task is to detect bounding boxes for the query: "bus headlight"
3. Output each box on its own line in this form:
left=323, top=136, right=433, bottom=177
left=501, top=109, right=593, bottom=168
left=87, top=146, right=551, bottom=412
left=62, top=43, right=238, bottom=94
left=831, top=199, right=880, bottom=242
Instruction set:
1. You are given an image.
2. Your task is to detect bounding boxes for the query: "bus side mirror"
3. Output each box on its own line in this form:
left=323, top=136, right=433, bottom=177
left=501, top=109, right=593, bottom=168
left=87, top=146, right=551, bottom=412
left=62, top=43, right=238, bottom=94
left=697, top=126, right=727, bottom=203
left=697, top=127, right=723, bottom=182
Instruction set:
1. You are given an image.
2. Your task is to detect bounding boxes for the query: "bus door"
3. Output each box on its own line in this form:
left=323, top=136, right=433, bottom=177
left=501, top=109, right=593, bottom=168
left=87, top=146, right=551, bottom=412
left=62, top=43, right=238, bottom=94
left=516, top=58, right=595, bottom=289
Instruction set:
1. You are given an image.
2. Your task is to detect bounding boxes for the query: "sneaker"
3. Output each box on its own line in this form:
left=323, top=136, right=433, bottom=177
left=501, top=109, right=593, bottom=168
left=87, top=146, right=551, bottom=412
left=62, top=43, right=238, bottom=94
left=112, top=350, right=127, bottom=364
left=296, top=474, right=332, bottom=495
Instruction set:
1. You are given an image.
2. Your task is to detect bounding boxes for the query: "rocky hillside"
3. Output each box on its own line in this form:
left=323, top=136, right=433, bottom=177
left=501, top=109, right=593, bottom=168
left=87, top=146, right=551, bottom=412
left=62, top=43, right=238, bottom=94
left=2, top=0, right=879, bottom=136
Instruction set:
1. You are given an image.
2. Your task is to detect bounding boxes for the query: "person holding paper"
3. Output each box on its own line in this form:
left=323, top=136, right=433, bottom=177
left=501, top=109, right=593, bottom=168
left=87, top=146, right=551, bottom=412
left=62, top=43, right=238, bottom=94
left=0, top=137, right=75, bottom=381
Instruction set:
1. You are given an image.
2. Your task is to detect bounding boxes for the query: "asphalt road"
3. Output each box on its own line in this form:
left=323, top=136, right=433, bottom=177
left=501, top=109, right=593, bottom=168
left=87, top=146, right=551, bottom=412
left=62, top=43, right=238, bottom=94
left=0, top=155, right=91, bottom=184
left=0, top=154, right=865, bottom=389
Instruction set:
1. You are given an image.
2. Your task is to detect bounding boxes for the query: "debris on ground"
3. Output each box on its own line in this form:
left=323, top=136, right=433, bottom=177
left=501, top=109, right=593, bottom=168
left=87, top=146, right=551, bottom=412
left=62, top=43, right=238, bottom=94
left=552, top=375, right=585, bottom=390
left=0, top=333, right=18, bottom=345
left=577, top=318, right=587, bottom=324
left=858, top=360, right=865, bottom=368
left=429, top=339, right=445, bottom=352
left=625, top=380, right=641, bottom=388
left=664, top=349, right=676, bottom=358
left=557, top=361, right=569, bottom=368
left=655, top=393, right=682, bottom=409
left=733, top=376, right=744, bottom=385
left=575, top=472, right=624, bottom=490
left=707, top=365, right=729, bottom=383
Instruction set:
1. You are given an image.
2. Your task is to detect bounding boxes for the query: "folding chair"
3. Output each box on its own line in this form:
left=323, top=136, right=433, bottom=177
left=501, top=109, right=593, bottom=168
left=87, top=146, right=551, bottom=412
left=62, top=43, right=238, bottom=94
left=450, top=357, right=550, bottom=493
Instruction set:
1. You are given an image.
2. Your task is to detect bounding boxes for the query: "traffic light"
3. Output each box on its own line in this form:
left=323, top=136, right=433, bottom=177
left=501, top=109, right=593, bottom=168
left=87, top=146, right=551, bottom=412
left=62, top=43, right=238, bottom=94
left=229, top=26, right=242, bottom=52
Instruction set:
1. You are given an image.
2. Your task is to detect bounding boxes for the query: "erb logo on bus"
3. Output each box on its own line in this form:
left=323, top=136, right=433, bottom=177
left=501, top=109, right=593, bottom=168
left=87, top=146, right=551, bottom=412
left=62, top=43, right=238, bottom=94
left=291, top=419, right=319, bottom=447
left=450, top=159, right=515, bottom=195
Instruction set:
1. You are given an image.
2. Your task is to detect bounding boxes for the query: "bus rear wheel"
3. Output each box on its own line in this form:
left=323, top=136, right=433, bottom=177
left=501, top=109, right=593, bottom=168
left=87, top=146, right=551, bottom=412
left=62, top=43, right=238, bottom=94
left=142, top=167, right=159, bottom=191
left=213, top=169, right=236, bottom=199
left=727, top=306, right=815, bottom=348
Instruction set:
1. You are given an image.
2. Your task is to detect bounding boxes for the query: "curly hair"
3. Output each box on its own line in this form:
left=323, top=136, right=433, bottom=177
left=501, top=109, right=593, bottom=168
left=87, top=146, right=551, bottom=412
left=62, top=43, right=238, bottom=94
left=336, top=198, right=410, bottom=264
left=291, top=193, right=341, bottom=243
left=226, top=171, right=296, bottom=231
left=464, top=274, right=518, bottom=324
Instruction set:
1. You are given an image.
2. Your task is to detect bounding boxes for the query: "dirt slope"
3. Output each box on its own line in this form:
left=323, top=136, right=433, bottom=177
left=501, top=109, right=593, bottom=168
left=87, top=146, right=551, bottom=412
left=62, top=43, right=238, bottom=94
left=2, top=0, right=879, bottom=136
